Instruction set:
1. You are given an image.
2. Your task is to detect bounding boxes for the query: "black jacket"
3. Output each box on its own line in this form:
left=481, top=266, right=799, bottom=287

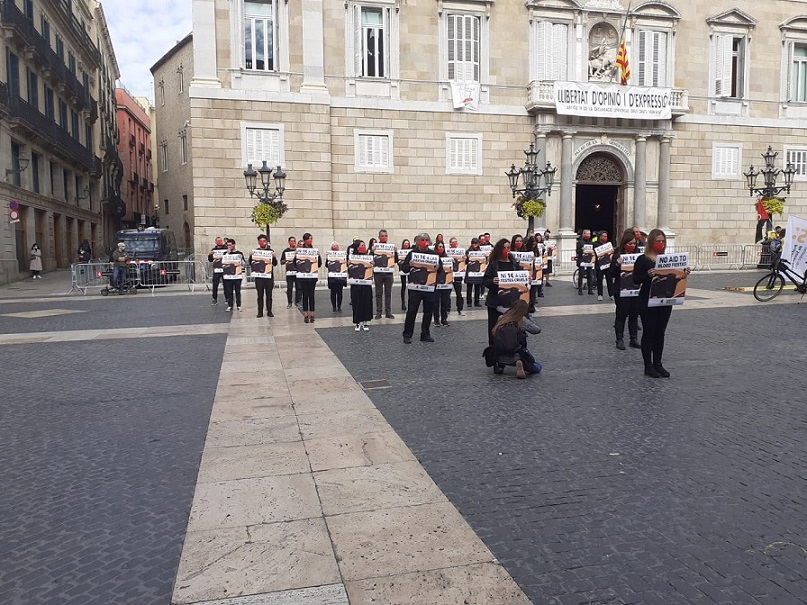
left=632, top=254, right=656, bottom=303
left=248, top=247, right=278, bottom=278
left=576, top=238, right=595, bottom=266
left=207, top=243, right=228, bottom=263
left=400, top=247, right=443, bottom=285
left=483, top=253, right=518, bottom=308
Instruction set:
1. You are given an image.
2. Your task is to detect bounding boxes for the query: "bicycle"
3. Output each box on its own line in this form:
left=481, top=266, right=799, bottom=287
left=753, top=257, right=807, bottom=302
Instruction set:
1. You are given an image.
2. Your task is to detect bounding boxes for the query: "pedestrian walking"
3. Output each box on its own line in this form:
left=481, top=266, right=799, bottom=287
left=398, top=238, right=411, bottom=311
left=29, top=243, right=43, bottom=279
left=610, top=229, right=641, bottom=350
left=223, top=239, right=245, bottom=311
left=633, top=228, right=691, bottom=378
left=295, top=233, right=321, bottom=323
left=249, top=234, right=277, bottom=318
left=208, top=236, right=228, bottom=305
left=401, top=233, right=442, bottom=344
left=372, top=229, right=396, bottom=319
left=350, top=239, right=373, bottom=331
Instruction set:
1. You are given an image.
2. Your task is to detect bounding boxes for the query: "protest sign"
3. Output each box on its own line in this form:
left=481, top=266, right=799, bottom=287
left=283, top=250, right=297, bottom=276
left=466, top=250, right=487, bottom=278
left=347, top=254, right=374, bottom=285
left=327, top=250, right=348, bottom=278
left=222, top=253, right=243, bottom=279
left=212, top=249, right=225, bottom=274
left=617, top=253, right=640, bottom=297
left=250, top=249, right=275, bottom=277
left=447, top=248, right=466, bottom=279
left=295, top=248, right=319, bottom=279
left=407, top=252, right=440, bottom=291
left=436, top=257, right=454, bottom=289
left=595, top=242, right=614, bottom=270
left=373, top=243, right=396, bottom=273
left=497, top=270, right=531, bottom=307
left=648, top=252, right=689, bottom=306
left=579, top=244, right=596, bottom=268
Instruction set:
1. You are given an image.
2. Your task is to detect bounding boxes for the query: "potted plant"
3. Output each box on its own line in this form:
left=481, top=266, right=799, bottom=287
left=760, top=197, right=784, bottom=216
left=251, top=200, right=288, bottom=240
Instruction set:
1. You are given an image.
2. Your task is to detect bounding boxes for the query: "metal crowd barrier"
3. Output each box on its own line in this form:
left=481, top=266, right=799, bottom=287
left=742, top=243, right=774, bottom=269
left=71, top=260, right=202, bottom=295
left=696, top=244, right=745, bottom=271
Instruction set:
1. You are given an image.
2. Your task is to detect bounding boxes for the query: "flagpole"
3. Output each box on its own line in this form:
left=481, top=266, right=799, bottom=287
left=613, top=1, right=633, bottom=85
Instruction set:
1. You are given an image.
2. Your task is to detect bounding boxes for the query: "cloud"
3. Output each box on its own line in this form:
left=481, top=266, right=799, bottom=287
left=102, top=0, right=192, bottom=100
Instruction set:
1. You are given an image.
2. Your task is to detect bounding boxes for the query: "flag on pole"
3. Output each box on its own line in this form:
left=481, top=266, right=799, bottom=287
left=615, top=38, right=630, bottom=85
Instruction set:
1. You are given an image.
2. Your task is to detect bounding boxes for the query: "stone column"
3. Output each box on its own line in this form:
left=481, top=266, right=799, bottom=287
left=633, top=135, right=647, bottom=228
left=191, top=0, right=220, bottom=88
left=560, top=133, right=574, bottom=232
left=300, top=0, right=329, bottom=94
left=657, top=136, right=672, bottom=230
left=533, top=131, right=548, bottom=234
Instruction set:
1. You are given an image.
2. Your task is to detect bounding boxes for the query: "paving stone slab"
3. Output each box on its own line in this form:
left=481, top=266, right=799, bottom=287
left=305, top=430, right=416, bottom=472
left=204, top=418, right=300, bottom=448
left=189, top=584, right=349, bottom=605
left=197, top=442, right=311, bottom=483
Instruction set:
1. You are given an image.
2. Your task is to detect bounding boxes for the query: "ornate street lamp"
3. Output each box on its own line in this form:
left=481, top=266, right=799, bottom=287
left=244, top=161, right=287, bottom=241
left=505, top=143, right=557, bottom=232
left=743, top=146, right=796, bottom=200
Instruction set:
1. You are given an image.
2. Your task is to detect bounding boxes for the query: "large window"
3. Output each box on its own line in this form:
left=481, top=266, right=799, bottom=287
left=636, top=30, right=668, bottom=87
left=791, top=44, right=807, bottom=103
left=360, top=7, right=386, bottom=78
left=44, top=87, right=54, bottom=120
left=354, top=130, right=392, bottom=173
left=712, top=34, right=746, bottom=98
left=244, top=0, right=276, bottom=71
left=6, top=51, right=20, bottom=97
left=534, top=21, right=568, bottom=81
left=447, top=14, right=480, bottom=82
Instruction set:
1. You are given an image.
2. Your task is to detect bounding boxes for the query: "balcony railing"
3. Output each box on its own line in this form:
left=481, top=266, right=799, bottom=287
left=53, top=0, right=101, bottom=66
left=1, top=86, right=95, bottom=172
left=526, top=80, right=690, bottom=117
left=0, top=1, right=96, bottom=111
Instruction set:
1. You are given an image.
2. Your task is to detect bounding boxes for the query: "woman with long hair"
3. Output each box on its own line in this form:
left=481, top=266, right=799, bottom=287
left=633, top=228, right=690, bottom=377
left=482, top=238, right=518, bottom=345
left=610, top=229, right=641, bottom=350
left=398, top=238, right=411, bottom=310
left=490, top=299, right=542, bottom=378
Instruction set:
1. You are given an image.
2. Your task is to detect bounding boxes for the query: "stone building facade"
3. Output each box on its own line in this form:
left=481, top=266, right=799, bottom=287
left=151, top=34, right=194, bottom=250
left=184, top=0, right=807, bottom=260
left=115, top=87, right=154, bottom=230
left=0, top=0, right=119, bottom=283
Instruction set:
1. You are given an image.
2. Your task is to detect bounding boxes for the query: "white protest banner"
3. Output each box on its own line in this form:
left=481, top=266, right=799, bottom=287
left=327, top=251, right=348, bottom=279
left=512, top=251, right=535, bottom=280
left=436, top=257, right=454, bottom=289
left=554, top=81, right=672, bottom=120
left=466, top=250, right=487, bottom=278
left=497, top=270, right=531, bottom=308
left=212, top=250, right=225, bottom=273
left=545, top=240, right=557, bottom=261
left=295, top=248, right=319, bottom=280
left=447, top=248, right=466, bottom=279
left=347, top=254, right=374, bottom=285
left=450, top=81, right=480, bottom=110
left=250, top=249, right=275, bottom=278
left=283, top=250, right=297, bottom=276
left=407, top=252, right=440, bottom=291
left=579, top=244, right=596, bottom=268
left=373, top=243, right=396, bottom=273
left=783, top=215, right=807, bottom=278
left=595, top=242, right=614, bottom=270
left=222, top=253, right=243, bottom=279
left=648, top=252, right=689, bottom=307
left=617, top=253, right=640, bottom=297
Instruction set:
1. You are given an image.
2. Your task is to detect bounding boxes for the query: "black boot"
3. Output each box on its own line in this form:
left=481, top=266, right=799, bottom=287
left=644, top=365, right=661, bottom=378
left=616, top=338, right=625, bottom=350
left=654, top=364, right=671, bottom=378
left=629, top=338, right=641, bottom=349
left=578, top=288, right=583, bottom=295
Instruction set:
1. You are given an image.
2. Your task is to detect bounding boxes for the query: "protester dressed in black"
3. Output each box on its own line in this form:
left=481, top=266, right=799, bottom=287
left=448, top=237, right=464, bottom=316
left=483, top=238, right=518, bottom=346
left=633, top=228, right=690, bottom=378
left=401, top=233, right=443, bottom=343
left=350, top=240, right=373, bottom=331
left=432, top=242, right=452, bottom=327
left=249, top=234, right=278, bottom=317
left=207, top=237, right=228, bottom=304
left=295, top=232, right=322, bottom=323
left=594, top=230, right=615, bottom=300
left=280, top=236, right=300, bottom=308
left=465, top=237, right=483, bottom=307
left=222, top=239, right=245, bottom=310
left=398, top=239, right=411, bottom=310
left=327, top=242, right=347, bottom=312
left=610, top=229, right=641, bottom=350
left=576, top=229, right=595, bottom=295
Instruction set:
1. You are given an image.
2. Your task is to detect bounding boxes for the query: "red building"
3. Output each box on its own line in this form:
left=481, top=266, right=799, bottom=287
left=115, top=87, right=153, bottom=228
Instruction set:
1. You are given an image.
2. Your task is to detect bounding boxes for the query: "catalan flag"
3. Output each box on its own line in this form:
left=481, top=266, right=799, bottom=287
left=615, top=38, right=630, bottom=85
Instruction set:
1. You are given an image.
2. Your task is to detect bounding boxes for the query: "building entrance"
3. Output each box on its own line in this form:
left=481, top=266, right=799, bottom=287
left=574, top=152, right=624, bottom=239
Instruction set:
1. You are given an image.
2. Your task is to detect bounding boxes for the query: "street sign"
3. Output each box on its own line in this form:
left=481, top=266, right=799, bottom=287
left=8, top=201, right=20, bottom=223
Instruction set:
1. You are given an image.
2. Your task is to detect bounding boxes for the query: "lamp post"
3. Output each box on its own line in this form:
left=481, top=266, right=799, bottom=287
left=5, top=154, right=30, bottom=184
left=743, top=146, right=796, bottom=200
left=505, top=143, right=557, bottom=233
left=244, top=161, right=287, bottom=241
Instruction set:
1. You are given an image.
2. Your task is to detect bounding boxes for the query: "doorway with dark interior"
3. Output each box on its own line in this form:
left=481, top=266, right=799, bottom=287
left=575, top=185, right=618, bottom=238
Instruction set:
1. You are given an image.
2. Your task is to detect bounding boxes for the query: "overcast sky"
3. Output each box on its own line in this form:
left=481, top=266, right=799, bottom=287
left=103, top=0, right=192, bottom=101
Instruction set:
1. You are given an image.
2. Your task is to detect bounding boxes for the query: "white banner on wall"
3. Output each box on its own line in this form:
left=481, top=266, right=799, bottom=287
left=553, top=82, right=672, bottom=120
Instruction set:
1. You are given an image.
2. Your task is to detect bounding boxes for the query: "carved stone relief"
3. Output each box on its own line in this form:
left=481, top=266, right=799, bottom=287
left=588, top=22, right=619, bottom=82
left=576, top=153, right=623, bottom=183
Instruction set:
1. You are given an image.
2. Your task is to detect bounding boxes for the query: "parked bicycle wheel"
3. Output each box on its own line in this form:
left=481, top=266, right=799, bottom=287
left=571, top=268, right=579, bottom=286
left=753, top=272, right=784, bottom=302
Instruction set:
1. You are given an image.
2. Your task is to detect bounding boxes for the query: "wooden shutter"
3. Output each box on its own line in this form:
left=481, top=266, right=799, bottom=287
left=536, top=21, right=551, bottom=80
left=714, top=34, right=732, bottom=96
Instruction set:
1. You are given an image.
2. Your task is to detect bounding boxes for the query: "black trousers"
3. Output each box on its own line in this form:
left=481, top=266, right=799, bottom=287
left=298, top=279, right=316, bottom=312
left=577, top=266, right=594, bottom=292
left=255, top=278, right=273, bottom=313
left=614, top=296, right=640, bottom=340
left=212, top=273, right=223, bottom=301
left=595, top=266, right=614, bottom=297
left=285, top=276, right=300, bottom=305
left=374, top=272, right=394, bottom=315
left=529, top=284, right=540, bottom=311
left=466, top=281, right=482, bottom=305
left=223, top=279, right=242, bottom=307
left=453, top=279, right=464, bottom=312
left=433, top=288, right=451, bottom=323
left=400, top=275, right=407, bottom=307
left=640, top=305, right=673, bottom=367
left=403, top=290, right=435, bottom=338
left=487, top=306, right=502, bottom=346
left=329, top=283, right=344, bottom=310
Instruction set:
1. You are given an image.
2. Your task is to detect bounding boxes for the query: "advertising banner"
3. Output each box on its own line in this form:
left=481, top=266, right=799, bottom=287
left=407, top=252, right=440, bottom=291
left=347, top=254, right=374, bottom=285
left=554, top=81, right=672, bottom=120
left=326, top=251, right=348, bottom=278
left=250, top=249, right=275, bottom=278
left=497, top=270, right=531, bottom=307
left=648, top=252, right=690, bottom=307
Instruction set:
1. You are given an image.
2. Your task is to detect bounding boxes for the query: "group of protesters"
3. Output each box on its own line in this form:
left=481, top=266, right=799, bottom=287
left=207, top=223, right=689, bottom=379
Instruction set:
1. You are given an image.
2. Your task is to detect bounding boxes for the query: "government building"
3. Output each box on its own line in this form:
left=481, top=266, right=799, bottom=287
left=177, top=0, right=807, bottom=261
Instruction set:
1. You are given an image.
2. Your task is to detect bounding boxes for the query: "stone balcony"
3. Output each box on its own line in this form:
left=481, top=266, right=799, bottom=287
left=526, top=80, right=690, bottom=117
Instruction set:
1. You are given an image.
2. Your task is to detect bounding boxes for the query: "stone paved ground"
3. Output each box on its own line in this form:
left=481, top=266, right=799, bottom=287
left=0, top=296, right=228, bottom=605
left=318, top=278, right=807, bottom=605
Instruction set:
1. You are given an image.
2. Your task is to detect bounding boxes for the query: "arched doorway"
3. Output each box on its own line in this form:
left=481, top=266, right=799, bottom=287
left=575, top=152, right=624, bottom=238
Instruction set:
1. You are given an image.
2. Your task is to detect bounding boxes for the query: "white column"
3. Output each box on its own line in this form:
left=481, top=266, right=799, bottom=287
left=633, top=135, right=647, bottom=229
left=559, top=133, right=574, bottom=232
left=191, top=0, right=220, bottom=88
left=658, top=136, right=672, bottom=230
left=300, top=0, right=329, bottom=94
left=534, top=130, right=548, bottom=233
